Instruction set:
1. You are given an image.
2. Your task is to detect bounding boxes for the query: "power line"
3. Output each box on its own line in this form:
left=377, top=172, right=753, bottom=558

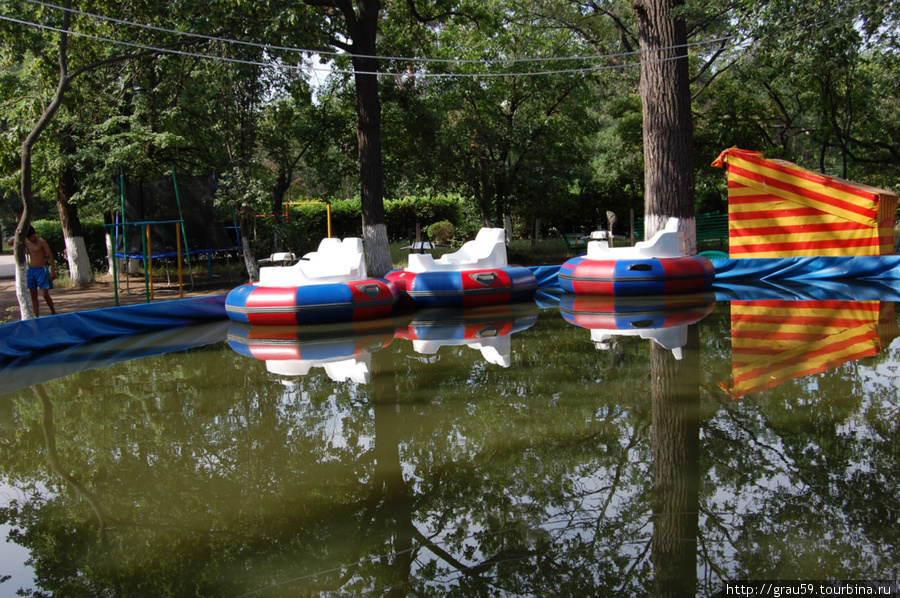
left=0, top=12, right=737, bottom=79
left=22, top=0, right=735, bottom=67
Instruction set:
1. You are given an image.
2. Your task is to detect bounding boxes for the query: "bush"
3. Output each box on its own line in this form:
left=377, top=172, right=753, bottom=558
left=426, top=220, right=454, bottom=244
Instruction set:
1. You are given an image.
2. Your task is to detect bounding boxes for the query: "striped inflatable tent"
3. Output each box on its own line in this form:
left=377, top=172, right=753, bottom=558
left=712, top=148, right=897, bottom=257
left=720, top=300, right=898, bottom=399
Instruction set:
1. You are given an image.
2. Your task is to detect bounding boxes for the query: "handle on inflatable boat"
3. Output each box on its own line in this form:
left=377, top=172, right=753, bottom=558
left=627, top=263, right=653, bottom=271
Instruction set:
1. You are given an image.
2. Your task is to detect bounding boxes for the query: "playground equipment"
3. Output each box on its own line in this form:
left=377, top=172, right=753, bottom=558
left=110, top=170, right=240, bottom=305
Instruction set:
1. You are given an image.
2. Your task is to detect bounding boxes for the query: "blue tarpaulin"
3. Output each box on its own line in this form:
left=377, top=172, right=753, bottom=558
left=710, top=256, right=900, bottom=281
left=0, top=295, right=227, bottom=361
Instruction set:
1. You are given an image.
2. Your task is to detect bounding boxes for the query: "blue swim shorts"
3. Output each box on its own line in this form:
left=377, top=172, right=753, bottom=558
left=27, top=266, right=53, bottom=291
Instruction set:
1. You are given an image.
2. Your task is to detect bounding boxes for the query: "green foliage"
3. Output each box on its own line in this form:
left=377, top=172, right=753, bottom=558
left=1, top=0, right=897, bottom=261
left=384, top=195, right=464, bottom=241
left=425, top=220, right=455, bottom=244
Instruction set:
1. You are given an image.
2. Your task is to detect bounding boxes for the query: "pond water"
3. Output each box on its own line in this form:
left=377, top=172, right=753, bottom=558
left=0, top=292, right=898, bottom=597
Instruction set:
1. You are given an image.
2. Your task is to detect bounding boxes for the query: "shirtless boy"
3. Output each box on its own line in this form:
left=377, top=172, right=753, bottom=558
left=7, top=225, right=57, bottom=316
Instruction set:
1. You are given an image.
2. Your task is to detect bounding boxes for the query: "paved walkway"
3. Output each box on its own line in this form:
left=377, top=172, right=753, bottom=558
left=0, top=253, right=14, bottom=280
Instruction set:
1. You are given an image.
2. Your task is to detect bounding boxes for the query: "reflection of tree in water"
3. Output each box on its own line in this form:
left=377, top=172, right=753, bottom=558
left=702, top=342, right=900, bottom=581
left=650, top=333, right=700, bottom=598
left=0, top=311, right=898, bottom=595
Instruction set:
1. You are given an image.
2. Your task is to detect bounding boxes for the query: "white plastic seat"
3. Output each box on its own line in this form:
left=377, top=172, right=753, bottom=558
left=259, top=237, right=367, bottom=286
left=266, top=354, right=372, bottom=384
left=406, top=228, right=508, bottom=273
left=586, top=217, right=685, bottom=260
left=591, top=327, right=687, bottom=360
left=411, top=335, right=512, bottom=367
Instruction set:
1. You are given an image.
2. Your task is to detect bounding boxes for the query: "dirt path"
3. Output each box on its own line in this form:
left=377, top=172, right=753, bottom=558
left=1, top=272, right=239, bottom=322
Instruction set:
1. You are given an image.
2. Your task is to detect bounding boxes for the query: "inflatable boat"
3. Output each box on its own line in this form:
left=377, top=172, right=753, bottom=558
left=558, top=218, right=715, bottom=296
left=225, top=237, right=398, bottom=326
left=385, top=228, right=538, bottom=308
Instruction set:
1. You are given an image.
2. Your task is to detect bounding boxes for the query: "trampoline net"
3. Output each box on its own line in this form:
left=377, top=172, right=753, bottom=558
left=115, top=174, right=239, bottom=258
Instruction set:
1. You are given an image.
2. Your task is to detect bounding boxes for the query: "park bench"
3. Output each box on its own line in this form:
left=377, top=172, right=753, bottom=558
left=563, top=233, right=588, bottom=252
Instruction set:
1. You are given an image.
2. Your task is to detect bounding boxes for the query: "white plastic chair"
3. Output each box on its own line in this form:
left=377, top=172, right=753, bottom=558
left=406, top=228, right=508, bottom=273
left=259, top=237, right=367, bottom=286
left=586, top=217, right=686, bottom=260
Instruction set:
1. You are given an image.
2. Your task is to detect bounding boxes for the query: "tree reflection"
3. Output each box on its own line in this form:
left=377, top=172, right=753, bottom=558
left=650, top=331, right=700, bottom=598
left=0, top=303, right=898, bottom=595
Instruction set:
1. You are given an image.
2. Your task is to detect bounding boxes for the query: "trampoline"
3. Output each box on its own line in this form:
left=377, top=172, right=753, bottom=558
left=110, top=170, right=241, bottom=303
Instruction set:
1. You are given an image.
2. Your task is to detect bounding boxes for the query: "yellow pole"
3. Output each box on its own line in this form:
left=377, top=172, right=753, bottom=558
left=327, top=203, right=332, bottom=238
left=146, top=225, right=154, bottom=300
left=176, top=222, right=183, bottom=299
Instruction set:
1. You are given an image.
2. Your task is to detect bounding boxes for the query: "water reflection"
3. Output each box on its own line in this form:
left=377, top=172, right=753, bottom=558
left=559, top=293, right=715, bottom=359
left=0, top=320, right=229, bottom=396
left=720, top=300, right=899, bottom=398
left=651, top=328, right=701, bottom=598
left=0, top=292, right=898, bottom=596
left=395, top=303, right=539, bottom=367
left=227, top=319, right=398, bottom=384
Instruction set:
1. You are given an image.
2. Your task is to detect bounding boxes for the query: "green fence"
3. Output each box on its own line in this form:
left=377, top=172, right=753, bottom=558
left=634, top=213, right=729, bottom=245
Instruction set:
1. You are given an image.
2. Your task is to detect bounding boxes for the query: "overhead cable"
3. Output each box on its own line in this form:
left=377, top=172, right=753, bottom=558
left=0, top=12, right=737, bottom=78
left=22, top=0, right=735, bottom=66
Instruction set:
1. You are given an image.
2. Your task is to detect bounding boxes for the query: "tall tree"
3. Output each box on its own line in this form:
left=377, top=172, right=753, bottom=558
left=0, top=0, right=205, bottom=319
left=304, top=0, right=393, bottom=276
left=633, top=0, right=697, bottom=251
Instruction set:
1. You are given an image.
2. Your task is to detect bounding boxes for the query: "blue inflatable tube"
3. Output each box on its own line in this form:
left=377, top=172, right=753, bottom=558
left=0, top=295, right=227, bottom=361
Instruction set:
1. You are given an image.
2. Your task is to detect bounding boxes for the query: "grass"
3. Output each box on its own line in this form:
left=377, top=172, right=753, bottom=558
left=1, top=306, right=18, bottom=325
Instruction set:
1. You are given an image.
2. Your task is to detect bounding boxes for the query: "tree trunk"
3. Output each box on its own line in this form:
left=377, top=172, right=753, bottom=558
left=650, top=330, right=700, bottom=598
left=13, top=0, right=73, bottom=319
left=271, top=170, right=290, bottom=252
left=634, top=0, right=697, bottom=253
left=352, top=0, right=393, bottom=277
left=240, top=205, right=259, bottom=281
left=56, top=163, right=95, bottom=286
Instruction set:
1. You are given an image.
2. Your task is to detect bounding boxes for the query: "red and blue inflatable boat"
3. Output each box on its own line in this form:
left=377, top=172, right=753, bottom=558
left=558, top=218, right=714, bottom=296
left=386, top=266, right=537, bottom=308
left=386, top=227, right=538, bottom=308
left=225, top=280, right=397, bottom=326
left=225, top=237, right=398, bottom=326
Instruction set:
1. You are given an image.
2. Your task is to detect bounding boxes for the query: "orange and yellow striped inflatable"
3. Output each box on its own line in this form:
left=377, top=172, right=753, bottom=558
left=720, top=300, right=898, bottom=399
left=712, top=148, right=897, bottom=257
